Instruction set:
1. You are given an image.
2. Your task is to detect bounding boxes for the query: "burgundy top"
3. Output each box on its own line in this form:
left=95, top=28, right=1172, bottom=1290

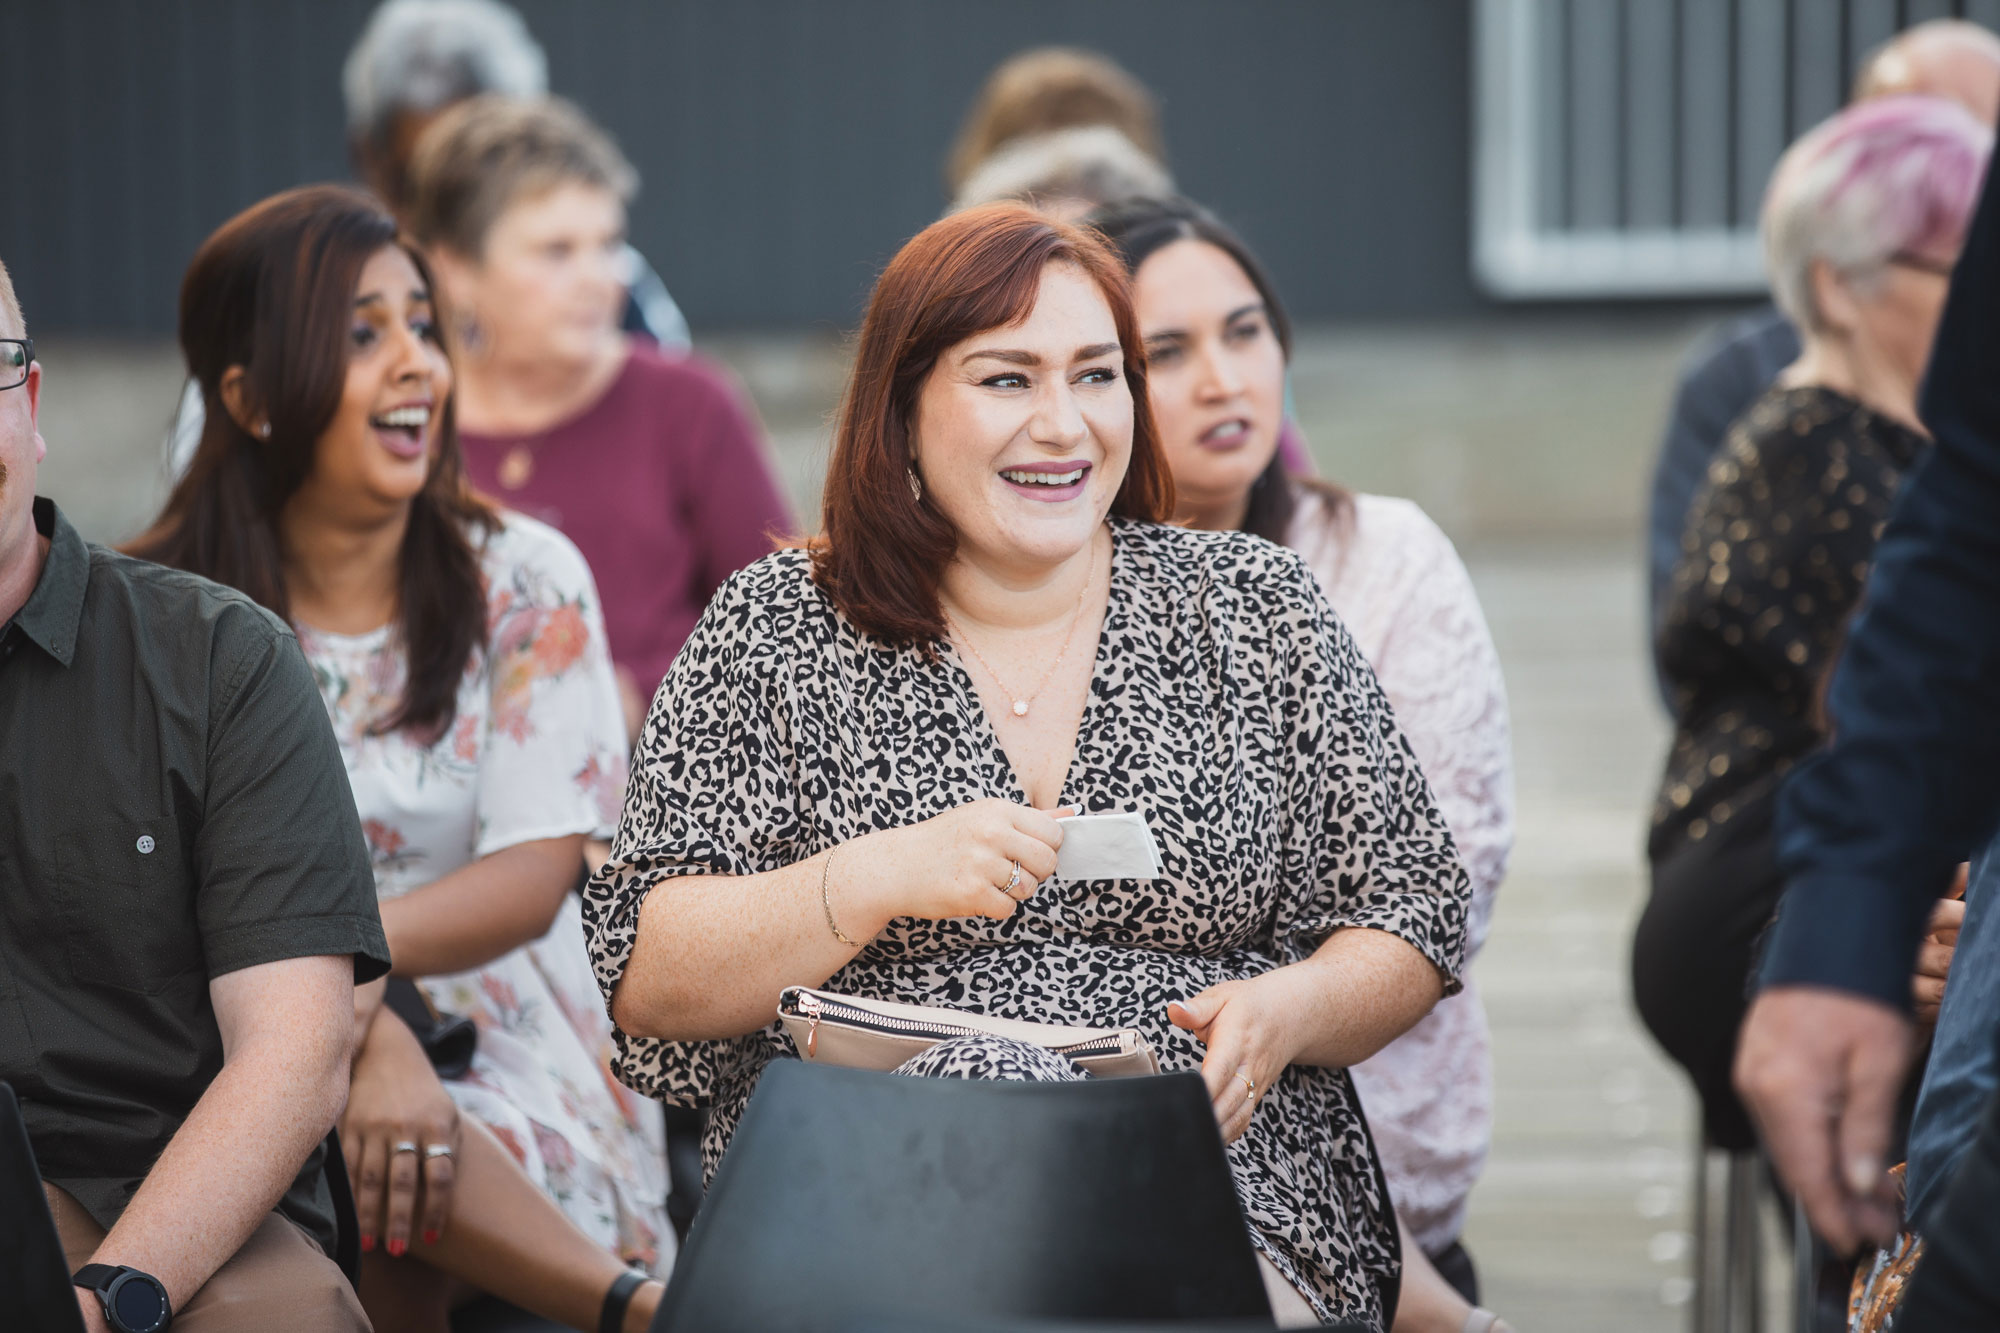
left=461, top=341, right=794, bottom=699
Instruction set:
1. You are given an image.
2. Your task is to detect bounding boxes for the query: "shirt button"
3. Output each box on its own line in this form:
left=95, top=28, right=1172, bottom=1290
left=137, top=835, right=156, bottom=854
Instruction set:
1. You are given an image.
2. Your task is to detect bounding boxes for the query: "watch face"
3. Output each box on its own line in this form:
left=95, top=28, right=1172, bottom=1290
left=110, top=1272, right=166, bottom=1331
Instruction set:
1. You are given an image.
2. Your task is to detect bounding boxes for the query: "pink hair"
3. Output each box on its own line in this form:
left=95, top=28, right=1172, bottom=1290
left=1763, top=94, right=1993, bottom=325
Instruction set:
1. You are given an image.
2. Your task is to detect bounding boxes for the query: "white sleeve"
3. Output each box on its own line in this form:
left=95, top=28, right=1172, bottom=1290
left=472, top=524, right=632, bottom=856
left=1362, top=510, right=1515, bottom=955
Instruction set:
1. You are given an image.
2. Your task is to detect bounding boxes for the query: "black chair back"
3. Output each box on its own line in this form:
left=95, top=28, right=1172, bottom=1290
left=653, top=1063, right=1273, bottom=1331
left=1, top=1081, right=89, bottom=1333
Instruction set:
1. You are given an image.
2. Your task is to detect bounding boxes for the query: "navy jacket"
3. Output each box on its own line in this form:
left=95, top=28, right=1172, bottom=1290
left=1906, top=844, right=2000, bottom=1225
left=1764, top=157, right=2000, bottom=1009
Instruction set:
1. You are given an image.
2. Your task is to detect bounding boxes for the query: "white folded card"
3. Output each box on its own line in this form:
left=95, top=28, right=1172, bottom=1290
left=1054, top=811, right=1162, bottom=881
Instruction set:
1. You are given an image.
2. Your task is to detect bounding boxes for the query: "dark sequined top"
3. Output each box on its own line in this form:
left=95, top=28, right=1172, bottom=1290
left=1650, top=385, right=1928, bottom=860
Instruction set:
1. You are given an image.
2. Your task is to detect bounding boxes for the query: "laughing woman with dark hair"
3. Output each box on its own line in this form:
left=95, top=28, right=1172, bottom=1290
left=130, top=184, right=666, bottom=1333
left=587, top=203, right=1470, bottom=1330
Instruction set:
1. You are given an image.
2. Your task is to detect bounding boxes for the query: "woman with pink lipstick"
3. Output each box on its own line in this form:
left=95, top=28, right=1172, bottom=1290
left=131, top=185, right=667, bottom=1332
left=588, top=203, right=1469, bottom=1330
left=1092, top=197, right=1514, bottom=1333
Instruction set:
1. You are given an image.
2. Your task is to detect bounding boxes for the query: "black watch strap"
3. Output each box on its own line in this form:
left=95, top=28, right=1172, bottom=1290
left=74, top=1264, right=172, bottom=1333
left=599, top=1268, right=645, bottom=1333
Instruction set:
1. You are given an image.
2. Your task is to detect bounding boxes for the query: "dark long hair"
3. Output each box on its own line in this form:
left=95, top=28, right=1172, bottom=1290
left=810, top=202, right=1173, bottom=647
left=1088, top=195, right=1351, bottom=545
left=128, top=184, right=494, bottom=738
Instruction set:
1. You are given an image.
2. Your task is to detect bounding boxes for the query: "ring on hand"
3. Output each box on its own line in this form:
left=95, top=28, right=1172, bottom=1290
left=391, top=1140, right=420, bottom=1156
left=1236, top=1072, right=1257, bottom=1102
left=1000, top=860, right=1022, bottom=895
left=423, top=1144, right=454, bottom=1160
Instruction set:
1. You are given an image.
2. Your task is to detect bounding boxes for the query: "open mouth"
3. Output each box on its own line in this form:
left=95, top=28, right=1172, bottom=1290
left=999, top=462, right=1091, bottom=501
left=369, top=405, right=431, bottom=460
left=1197, top=418, right=1253, bottom=451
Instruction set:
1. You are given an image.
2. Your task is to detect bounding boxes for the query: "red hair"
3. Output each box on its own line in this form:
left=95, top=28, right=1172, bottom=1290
left=811, top=202, right=1172, bottom=645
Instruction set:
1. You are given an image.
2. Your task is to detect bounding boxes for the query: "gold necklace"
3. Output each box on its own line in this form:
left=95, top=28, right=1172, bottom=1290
left=945, top=569, right=1093, bottom=719
left=496, top=436, right=541, bottom=490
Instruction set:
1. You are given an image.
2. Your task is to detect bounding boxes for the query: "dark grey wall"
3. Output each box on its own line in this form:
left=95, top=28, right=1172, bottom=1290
left=1, top=0, right=1477, bottom=334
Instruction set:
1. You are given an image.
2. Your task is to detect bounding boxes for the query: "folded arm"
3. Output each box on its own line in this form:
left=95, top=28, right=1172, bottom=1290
left=379, top=834, right=585, bottom=976
left=1169, top=925, right=1443, bottom=1142
left=609, top=799, right=1069, bottom=1041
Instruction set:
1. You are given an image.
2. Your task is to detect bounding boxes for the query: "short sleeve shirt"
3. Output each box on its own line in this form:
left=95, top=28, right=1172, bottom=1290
left=0, top=498, right=389, bottom=1251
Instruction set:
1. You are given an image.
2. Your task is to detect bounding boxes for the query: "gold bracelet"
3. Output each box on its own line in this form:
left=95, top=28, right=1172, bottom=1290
left=821, top=847, right=859, bottom=947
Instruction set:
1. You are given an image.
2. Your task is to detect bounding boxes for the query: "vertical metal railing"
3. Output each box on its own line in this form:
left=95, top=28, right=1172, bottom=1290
left=1474, top=0, right=2000, bottom=298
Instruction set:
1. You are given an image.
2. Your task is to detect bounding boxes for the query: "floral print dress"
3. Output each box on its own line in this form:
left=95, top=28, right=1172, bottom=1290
left=300, top=514, right=668, bottom=1271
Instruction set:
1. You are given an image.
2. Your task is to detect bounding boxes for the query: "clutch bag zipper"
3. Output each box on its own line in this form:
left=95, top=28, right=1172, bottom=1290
left=783, top=990, right=1135, bottom=1059
left=797, top=990, right=822, bottom=1057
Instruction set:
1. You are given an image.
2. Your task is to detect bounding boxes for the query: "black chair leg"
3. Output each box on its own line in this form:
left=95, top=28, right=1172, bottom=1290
left=663, top=1104, right=706, bottom=1243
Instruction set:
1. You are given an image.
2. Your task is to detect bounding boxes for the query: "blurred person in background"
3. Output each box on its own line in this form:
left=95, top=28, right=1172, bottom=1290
left=1632, top=97, right=1991, bottom=1163
left=950, top=123, right=1173, bottom=220
left=129, top=185, right=669, bottom=1333
left=1733, top=135, right=2000, bottom=1330
left=1094, top=196, right=1515, bottom=1333
left=950, top=50, right=1316, bottom=479
left=944, top=46, right=1165, bottom=203
left=408, top=94, right=793, bottom=741
left=345, top=0, right=687, bottom=348
left=1642, top=18, right=2000, bottom=688
left=166, top=0, right=687, bottom=479
left=589, top=203, right=1473, bottom=1331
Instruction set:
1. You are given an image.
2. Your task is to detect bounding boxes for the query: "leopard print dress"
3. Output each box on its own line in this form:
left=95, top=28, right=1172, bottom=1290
left=584, top=517, right=1470, bottom=1329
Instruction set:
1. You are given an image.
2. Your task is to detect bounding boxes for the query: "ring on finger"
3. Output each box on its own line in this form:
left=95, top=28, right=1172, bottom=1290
left=423, top=1144, right=454, bottom=1160
left=1235, top=1072, right=1257, bottom=1102
left=998, top=860, right=1023, bottom=896
left=391, top=1140, right=420, bottom=1156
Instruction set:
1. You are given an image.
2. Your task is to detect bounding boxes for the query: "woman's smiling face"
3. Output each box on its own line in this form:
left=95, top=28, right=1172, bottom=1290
left=308, top=244, right=453, bottom=513
left=911, top=260, right=1133, bottom=576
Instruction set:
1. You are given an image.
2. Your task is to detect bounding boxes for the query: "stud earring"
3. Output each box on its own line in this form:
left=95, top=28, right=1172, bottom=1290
left=906, top=467, right=922, bottom=503
left=257, top=421, right=272, bottom=439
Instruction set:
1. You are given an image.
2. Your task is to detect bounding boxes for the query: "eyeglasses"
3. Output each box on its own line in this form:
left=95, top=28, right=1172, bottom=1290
left=0, top=339, right=32, bottom=392
left=1886, top=251, right=1955, bottom=279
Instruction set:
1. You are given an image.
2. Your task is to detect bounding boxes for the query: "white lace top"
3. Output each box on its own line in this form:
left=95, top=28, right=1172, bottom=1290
left=1288, top=489, right=1514, bottom=1252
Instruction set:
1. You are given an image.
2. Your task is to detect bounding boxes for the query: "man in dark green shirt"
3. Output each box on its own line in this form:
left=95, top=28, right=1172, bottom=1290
left=0, top=261, right=389, bottom=1332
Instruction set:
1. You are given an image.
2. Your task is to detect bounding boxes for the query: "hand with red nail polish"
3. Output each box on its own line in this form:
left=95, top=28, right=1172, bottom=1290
left=339, top=1008, right=464, bottom=1261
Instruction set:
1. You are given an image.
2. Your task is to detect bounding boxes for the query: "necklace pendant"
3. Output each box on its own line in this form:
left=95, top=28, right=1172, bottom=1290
left=497, top=444, right=534, bottom=490
left=1011, top=700, right=1030, bottom=717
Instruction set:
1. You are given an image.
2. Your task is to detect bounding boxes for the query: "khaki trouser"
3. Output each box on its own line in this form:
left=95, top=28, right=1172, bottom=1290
left=45, top=1183, right=370, bottom=1332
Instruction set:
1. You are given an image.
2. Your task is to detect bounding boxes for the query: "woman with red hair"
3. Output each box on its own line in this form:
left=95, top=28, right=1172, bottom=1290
left=587, top=204, right=1469, bottom=1329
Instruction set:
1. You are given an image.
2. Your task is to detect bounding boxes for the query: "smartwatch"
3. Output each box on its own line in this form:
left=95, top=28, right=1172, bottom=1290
left=73, top=1264, right=172, bottom=1333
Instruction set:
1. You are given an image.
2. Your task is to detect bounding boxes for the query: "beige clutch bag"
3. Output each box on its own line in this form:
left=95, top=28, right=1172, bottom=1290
left=776, top=986, right=1161, bottom=1079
